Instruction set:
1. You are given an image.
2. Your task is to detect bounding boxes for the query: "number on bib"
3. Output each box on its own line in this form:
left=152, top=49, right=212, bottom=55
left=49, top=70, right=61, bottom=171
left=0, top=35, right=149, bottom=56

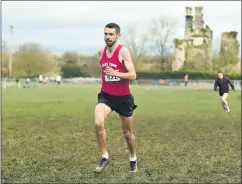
left=105, top=70, right=121, bottom=82
left=105, top=75, right=121, bottom=82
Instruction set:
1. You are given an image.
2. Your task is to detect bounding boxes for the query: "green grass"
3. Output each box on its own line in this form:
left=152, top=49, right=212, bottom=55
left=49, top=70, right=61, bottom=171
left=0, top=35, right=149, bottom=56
left=2, top=85, right=241, bottom=183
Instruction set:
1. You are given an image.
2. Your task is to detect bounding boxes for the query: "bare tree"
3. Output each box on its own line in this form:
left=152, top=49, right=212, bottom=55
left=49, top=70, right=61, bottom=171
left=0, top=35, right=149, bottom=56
left=121, top=22, right=149, bottom=68
left=150, top=17, right=176, bottom=71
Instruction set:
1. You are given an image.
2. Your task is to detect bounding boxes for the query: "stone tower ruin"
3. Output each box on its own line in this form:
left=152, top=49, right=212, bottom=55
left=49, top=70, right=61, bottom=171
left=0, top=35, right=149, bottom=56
left=220, top=31, right=240, bottom=59
left=172, top=6, right=213, bottom=71
left=219, top=31, right=241, bottom=72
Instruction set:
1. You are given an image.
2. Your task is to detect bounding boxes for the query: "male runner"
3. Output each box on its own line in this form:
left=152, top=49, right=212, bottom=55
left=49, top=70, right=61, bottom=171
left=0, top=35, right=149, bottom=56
left=214, top=70, right=235, bottom=113
left=94, top=23, right=137, bottom=173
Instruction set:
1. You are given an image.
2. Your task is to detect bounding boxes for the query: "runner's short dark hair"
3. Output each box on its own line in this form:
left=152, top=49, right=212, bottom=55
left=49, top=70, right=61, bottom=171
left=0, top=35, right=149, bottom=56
left=105, top=23, right=120, bottom=34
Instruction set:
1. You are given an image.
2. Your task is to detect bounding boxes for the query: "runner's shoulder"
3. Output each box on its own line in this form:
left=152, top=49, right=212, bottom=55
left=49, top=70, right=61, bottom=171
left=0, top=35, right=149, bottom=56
left=120, top=45, right=129, bottom=54
left=98, top=48, right=104, bottom=56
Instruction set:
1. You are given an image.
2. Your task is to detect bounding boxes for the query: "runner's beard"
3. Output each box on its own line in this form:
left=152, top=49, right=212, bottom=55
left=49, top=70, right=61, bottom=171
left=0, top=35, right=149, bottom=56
left=105, top=40, right=116, bottom=47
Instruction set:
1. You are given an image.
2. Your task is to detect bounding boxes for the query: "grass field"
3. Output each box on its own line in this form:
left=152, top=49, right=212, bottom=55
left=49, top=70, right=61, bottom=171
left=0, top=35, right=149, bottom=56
left=2, top=85, right=241, bottom=183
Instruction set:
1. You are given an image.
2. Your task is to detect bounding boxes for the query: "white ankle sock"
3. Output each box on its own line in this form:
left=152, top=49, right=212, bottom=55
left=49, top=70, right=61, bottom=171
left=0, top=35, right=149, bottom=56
left=102, top=154, right=109, bottom=159
left=129, top=155, right=137, bottom=162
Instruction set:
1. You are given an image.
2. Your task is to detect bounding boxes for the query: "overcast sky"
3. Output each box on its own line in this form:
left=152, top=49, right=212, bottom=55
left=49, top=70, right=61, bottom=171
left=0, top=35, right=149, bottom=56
left=2, top=1, right=241, bottom=54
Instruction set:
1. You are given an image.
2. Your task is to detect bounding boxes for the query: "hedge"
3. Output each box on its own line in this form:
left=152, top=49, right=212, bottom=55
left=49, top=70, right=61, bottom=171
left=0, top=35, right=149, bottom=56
left=61, top=65, right=90, bottom=78
left=136, top=71, right=241, bottom=80
left=59, top=64, right=241, bottom=80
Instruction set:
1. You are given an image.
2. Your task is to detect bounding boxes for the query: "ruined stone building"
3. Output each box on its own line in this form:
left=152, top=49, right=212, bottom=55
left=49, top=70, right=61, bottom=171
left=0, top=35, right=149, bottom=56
left=220, top=32, right=240, bottom=60
left=219, top=31, right=241, bottom=72
left=172, top=7, right=241, bottom=72
left=172, top=6, right=213, bottom=71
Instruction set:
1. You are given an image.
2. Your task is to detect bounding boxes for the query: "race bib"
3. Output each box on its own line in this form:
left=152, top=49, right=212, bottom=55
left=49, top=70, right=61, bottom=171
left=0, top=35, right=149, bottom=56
left=105, top=70, right=121, bottom=82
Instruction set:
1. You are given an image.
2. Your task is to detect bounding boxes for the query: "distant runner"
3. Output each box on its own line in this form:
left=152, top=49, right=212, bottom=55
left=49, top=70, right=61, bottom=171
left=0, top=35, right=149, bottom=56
left=214, top=71, right=235, bottom=113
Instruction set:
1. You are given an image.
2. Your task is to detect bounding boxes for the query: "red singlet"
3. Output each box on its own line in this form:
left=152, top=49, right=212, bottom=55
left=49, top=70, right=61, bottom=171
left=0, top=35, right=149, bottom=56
left=100, top=44, right=130, bottom=96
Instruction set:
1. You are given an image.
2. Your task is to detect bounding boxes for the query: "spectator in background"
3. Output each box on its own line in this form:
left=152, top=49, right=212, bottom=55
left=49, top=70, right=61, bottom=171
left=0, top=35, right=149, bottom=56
left=45, top=76, right=50, bottom=86
left=56, top=73, right=61, bottom=86
left=24, top=78, right=30, bottom=88
left=39, top=73, right=43, bottom=84
left=16, top=78, right=21, bottom=88
left=154, top=80, right=158, bottom=88
left=160, top=79, right=165, bottom=85
left=184, top=74, right=189, bottom=87
left=39, top=73, right=43, bottom=88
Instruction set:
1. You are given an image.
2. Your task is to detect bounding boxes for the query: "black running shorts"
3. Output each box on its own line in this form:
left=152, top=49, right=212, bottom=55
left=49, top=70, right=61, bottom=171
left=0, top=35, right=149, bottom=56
left=219, top=90, right=229, bottom=97
left=97, top=91, right=137, bottom=117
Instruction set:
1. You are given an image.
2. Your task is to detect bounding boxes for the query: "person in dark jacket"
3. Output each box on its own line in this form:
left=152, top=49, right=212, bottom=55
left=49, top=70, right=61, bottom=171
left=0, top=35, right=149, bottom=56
left=214, top=70, right=235, bottom=113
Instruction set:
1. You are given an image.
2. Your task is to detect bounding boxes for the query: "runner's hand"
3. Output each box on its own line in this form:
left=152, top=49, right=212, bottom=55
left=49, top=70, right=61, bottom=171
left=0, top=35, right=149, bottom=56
left=105, top=66, right=117, bottom=76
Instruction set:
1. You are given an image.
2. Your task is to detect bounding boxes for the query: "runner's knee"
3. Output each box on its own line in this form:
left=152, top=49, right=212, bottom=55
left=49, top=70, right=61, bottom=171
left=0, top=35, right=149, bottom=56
left=95, top=106, right=105, bottom=130
left=95, top=116, right=104, bottom=127
left=221, top=97, right=227, bottom=103
left=123, top=130, right=134, bottom=141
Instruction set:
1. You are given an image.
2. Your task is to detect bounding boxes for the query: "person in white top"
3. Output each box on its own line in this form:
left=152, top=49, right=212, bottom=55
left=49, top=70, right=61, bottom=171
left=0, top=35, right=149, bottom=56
left=56, top=74, right=61, bottom=86
left=39, top=74, right=43, bottom=84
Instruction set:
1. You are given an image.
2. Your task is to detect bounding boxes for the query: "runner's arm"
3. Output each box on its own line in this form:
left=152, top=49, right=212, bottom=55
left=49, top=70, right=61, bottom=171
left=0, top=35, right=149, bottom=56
left=214, top=79, right=218, bottom=91
left=115, top=47, right=136, bottom=80
left=227, top=78, right=235, bottom=91
left=98, top=48, right=104, bottom=79
left=98, top=48, right=103, bottom=56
